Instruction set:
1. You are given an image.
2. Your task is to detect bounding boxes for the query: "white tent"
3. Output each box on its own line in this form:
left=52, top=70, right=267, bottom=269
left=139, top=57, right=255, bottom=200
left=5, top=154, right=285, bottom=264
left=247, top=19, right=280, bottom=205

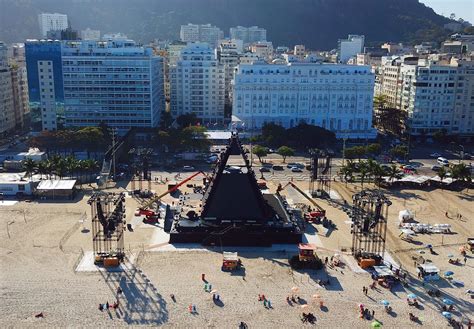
left=398, top=209, right=414, bottom=225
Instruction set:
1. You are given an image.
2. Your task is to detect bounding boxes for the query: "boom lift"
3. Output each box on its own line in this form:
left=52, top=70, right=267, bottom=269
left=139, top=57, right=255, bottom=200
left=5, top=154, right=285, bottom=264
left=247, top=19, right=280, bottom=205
left=277, top=181, right=326, bottom=220
left=137, top=171, right=208, bottom=216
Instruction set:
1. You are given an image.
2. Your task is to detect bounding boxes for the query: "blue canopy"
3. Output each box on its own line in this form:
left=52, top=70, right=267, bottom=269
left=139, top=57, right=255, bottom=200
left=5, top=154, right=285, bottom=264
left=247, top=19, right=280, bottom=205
left=442, top=298, right=454, bottom=305
left=407, top=293, right=417, bottom=299
left=381, top=300, right=390, bottom=306
left=444, top=271, right=454, bottom=276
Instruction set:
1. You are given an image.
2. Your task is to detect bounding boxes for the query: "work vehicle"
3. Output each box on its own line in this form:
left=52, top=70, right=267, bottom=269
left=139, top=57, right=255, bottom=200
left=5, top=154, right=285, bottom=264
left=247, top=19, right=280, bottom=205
left=289, top=243, right=323, bottom=269
left=277, top=181, right=326, bottom=220
left=222, top=252, right=242, bottom=271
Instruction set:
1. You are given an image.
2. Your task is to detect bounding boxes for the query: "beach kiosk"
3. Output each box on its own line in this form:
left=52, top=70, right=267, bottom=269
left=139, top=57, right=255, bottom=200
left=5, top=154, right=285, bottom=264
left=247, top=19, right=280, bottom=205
left=417, top=263, right=440, bottom=281
left=373, top=265, right=397, bottom=288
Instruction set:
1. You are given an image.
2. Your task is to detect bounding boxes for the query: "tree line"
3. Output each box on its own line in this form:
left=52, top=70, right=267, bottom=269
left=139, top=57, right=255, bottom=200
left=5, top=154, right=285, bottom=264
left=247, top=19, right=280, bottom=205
left=339, top=159, right=472, bottom=188
left=22, top=156, right=99, bottom=183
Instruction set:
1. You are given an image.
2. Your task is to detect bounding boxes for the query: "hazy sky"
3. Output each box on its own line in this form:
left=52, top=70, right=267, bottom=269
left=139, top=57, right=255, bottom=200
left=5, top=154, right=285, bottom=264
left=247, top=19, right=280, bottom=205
left=421, top=0, right=474, bottom=23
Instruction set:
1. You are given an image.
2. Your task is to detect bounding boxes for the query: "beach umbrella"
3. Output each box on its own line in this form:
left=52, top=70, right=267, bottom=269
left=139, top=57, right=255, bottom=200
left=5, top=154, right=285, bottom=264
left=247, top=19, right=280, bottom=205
left=447, top=253, right=454, bottom=258
left=301, top=304, right=309, bottom=309
left=371, top=321, right=382, bottom=328
left=210, top=289, right=218, bottom=294
left=426, top=244, right=433, bottom=248
left=291, top=286, right=299, bottom=293
left=407, top=293, right=417, bottom=299
left=442, top=298, right=454, bottom=305
left=442, top=311, right=452, bottom=319
left=444, top=271, right=454, bottom=277
left=381, top=300, right=390, bottom=306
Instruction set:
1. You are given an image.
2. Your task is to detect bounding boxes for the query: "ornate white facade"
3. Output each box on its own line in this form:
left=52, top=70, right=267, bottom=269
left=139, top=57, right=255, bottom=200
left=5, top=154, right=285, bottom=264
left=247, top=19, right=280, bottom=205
left=232, top=63, right=376, bottom=139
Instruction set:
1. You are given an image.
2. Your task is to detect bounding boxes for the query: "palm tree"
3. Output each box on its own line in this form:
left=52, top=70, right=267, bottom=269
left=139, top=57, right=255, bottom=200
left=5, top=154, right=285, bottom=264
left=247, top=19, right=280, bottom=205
left=387, top=164, right=403, bottom=185
left=22, top=158, right=37, bottom=179
left=358, top=161, right=370, bottom=188
left=64, top=156, right=79, bottom=179
left=37, top=160, right=48, bottom=180
left=371, top=163, right=386, bottom=188
left=366, top=158, right=379, bottom=185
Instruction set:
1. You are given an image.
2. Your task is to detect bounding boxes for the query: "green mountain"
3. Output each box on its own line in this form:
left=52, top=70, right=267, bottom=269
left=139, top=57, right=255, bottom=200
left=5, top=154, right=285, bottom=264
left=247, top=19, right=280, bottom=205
left=0, top=0, right=452, bottom=48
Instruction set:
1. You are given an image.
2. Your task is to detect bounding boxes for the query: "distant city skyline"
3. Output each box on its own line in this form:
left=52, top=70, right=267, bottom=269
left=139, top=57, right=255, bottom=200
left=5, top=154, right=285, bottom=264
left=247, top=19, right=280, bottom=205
left=421, top=0, right=474, bottom=24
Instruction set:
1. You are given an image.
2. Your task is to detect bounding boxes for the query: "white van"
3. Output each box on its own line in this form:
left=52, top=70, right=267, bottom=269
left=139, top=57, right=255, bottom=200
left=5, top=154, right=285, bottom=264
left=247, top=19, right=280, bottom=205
left=437, top=157, right=449, bottom=166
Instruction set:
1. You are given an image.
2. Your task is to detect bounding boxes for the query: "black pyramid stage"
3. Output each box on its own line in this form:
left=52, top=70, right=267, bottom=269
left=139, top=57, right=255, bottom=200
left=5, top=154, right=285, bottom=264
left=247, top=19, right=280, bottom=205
left=169, top=133, right=302, bottom=246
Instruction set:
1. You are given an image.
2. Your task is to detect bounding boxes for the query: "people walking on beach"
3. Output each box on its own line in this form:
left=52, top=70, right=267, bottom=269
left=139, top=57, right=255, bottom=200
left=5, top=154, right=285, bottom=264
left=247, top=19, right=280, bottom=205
left=105, top=301, right=109, bottom=310
left=116, top=287, right=122, bottom=295
left=325, top=257, right=328, bottom=265
left=464, top=257, right=467, bottom=265
left=372, top=310, right=375, bottom=318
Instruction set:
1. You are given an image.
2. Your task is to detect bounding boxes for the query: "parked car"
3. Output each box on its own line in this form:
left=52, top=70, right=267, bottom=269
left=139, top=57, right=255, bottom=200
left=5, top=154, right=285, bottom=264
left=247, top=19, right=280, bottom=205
left=291, top=167, right=303, bottom=173
left=272, top=165, right=284, bottom=170
left=259, top=167, right=271, bottom=172
left=182, top=165, right=195, bottom=171
left=287, top=162, right=304, bottom=169
left=437, top=157, right=449, bottom=166
left=431, top=165, right=441, bottom=172
left=403, top=165, right=416, bottom=171
left=430, top=152, right=441, bottom=158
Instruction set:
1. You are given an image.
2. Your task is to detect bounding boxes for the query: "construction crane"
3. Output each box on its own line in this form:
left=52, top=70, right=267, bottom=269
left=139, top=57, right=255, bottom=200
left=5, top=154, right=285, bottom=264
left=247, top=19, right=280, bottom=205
left=137, top=171, right=208, bottom=216
left=277, top=181, right=326, bottom=219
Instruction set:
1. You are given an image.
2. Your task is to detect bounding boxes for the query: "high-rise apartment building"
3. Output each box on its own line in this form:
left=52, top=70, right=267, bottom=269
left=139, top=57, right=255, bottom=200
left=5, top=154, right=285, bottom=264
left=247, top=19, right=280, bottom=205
left=232, top=62, right=376, bottom=139
left=400, top=58, right=474, bottom=136
left=170, top=43, right=225, bottom=123
left=294, top=45, right=306, bottom=60
left=38, top=13, right=68, bottom=38
left=10, top=65, right=30, bottom=130
left=338, top=35, right=365, bottom=64
left=229, top=26, right=267, bottom=45
left=180, top=24, right=224, bottom=48
left=217, top=41, right=241, bottom=108
left=25, top=40, right=64, bottom=103
left=61, top=40, right=165, bottom=132
left=37, top=60, right=57, bottom=131
left=0, top=42, right=15, bottom=135
left=377, top=55, right=474, bottom=136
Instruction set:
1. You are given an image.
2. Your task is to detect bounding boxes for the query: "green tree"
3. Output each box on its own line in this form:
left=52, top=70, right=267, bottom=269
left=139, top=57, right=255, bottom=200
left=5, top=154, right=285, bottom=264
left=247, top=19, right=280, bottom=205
left=438, top=166, right=447, bottom=189
left=389, top=145, right=408, bottom=160
left=366, top=143, right=381, bottom=157
left=160, top=110, right=173, bottom=130
left=387, top=164, right=403, bottom=184
left=261, top=122, right=287, bottom=147
left=181, top=125, right=210, bottom=152
left=252, top=145, right=268, bottom=163
left=277, top=146, right=294, bottom=163
left=176, top=113, right=199, bottom=128
left=450, top=163, right=472, bottom=184
left=22, top=158, right=37, bottom=179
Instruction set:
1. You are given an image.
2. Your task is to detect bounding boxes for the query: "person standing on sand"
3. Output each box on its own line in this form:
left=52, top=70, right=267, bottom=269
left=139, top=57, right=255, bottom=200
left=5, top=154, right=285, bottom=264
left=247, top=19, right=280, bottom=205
left=464, top=257, right=467, bottom=265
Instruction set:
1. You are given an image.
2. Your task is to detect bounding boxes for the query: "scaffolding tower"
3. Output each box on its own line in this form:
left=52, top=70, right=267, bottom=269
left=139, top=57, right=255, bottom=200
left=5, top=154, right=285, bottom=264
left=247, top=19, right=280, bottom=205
left=351, top=190, right=391, bottom=258
left=89, top=192, right=126, bottom=261
left=309, top=149, right=332, bottom=197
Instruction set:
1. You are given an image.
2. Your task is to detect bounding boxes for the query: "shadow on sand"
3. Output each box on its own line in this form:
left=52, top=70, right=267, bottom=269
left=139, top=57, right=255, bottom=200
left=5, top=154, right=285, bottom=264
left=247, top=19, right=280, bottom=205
left=99, top=258, right=168, bottom=325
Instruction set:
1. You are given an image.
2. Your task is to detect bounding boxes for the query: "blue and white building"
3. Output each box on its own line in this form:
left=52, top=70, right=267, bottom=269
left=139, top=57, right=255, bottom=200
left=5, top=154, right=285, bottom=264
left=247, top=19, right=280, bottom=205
left=61, top=39, right=165, bottom=132
left=232, top=62, right=376, bottom=139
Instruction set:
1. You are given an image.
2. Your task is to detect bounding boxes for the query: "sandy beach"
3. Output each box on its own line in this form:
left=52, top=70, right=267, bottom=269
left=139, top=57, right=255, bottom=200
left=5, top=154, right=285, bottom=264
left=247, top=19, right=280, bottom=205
left=0, top=179, right=473, bottom=328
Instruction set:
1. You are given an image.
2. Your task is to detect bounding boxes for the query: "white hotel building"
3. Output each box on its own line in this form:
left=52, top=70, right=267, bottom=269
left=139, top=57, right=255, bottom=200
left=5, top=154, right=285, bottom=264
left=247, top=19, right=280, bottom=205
left=232, top=62, right=376, bottom=139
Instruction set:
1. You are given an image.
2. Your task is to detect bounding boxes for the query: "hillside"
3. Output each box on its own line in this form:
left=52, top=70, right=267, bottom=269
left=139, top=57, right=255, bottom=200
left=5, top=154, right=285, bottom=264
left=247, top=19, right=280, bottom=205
left=0, top=0, right=452, bottom=48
